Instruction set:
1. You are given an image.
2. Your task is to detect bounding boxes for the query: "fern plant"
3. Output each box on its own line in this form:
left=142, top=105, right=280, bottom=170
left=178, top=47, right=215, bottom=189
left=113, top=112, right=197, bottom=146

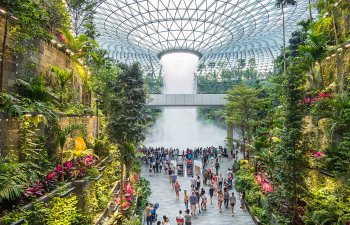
left=0, top=154, right=27, bottom=202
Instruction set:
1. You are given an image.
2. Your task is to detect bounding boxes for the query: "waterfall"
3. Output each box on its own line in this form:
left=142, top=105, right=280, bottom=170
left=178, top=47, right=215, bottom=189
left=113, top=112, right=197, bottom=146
left=145, top=52, right=226, bottom=149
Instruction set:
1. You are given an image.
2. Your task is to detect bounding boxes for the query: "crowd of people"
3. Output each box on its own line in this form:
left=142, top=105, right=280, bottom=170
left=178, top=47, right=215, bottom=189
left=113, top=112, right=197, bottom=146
left=142, top=146, right=247, bottom=225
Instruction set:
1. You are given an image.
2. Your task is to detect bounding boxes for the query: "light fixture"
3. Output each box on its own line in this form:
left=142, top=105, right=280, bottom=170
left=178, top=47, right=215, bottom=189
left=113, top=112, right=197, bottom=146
left=10, top=15, right=18, bottom=20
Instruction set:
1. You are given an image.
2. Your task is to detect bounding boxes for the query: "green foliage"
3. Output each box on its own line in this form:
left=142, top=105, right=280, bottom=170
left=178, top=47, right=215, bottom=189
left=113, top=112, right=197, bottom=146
left=40, top=0, right=70, bottom=32
left=59, top=29, right=98, bottom=57
left=86, top=167, right=99, bottom=178
left=14, top=74, right=58, bottom=103
left=65, top=0, right=100, bottom=37
left=3, top=0, right=49, bottom=54
left=87, top=156, right=120, bottom=217
left=18, top=115, right=52, bottom=180
left=104, top=63, right=147, bottom=163
left=25, top=201, right=50, bottom=225
left=144, top=72, right=163, bottom=94
left=49, top=66, right=73, bottom=107
left=234, top=167, right=256, bottom=192
left=250, top=205, right=269, bottom=224
left=48, top=196, right=79, bottom=225
left=0, top=154, right=27, bottom=203
left=226, top=84, right=263, bottom=158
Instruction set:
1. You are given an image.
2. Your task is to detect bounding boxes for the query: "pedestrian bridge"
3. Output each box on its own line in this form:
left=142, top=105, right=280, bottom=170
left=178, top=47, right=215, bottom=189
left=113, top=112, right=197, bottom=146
left=147, top=94, right=227, bottom=107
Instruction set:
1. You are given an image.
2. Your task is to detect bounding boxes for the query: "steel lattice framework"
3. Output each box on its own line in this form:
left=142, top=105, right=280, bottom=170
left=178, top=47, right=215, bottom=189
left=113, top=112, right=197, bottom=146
left=95, top=0, right=313, bottom=73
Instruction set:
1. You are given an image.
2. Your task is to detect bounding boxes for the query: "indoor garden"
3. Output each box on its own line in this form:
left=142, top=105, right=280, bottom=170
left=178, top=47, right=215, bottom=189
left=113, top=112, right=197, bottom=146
left=0, top=0, right=349, bottom=225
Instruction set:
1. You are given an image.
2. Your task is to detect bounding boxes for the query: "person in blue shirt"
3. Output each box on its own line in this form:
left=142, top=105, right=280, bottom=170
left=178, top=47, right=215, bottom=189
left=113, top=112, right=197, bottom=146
left=189, top=191, right=197, bottom=215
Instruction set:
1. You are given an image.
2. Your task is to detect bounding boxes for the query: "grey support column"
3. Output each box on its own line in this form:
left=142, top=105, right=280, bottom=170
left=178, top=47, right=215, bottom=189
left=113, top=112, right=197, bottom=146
left=227, top=122, right=234, bottom=155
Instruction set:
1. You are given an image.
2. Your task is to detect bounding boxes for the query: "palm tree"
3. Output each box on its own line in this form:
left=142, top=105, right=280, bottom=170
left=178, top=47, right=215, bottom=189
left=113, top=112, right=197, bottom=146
left=276, top=0, right=297, bottom=74
left=59, top=28, right=98, bottom=59
left=299, top=34, right=328, bottom=90
left=55, top=124, right=82, bottom=181
left=50, top=66, right=73, bottom=107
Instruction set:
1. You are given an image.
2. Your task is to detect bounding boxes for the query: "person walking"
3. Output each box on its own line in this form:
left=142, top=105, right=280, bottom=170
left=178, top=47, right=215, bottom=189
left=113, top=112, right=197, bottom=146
left=184, top=209, right=191, bottom=225
left=184, top=190, right=189, bottom=211
left=218, top=173, right=223, bottom=190
left=146, top=203, right=153, bottom=225
left=159, top=161, right=163, bottom=173
left=194, top=187, right=201, bottom=213
left=189, top=191, right=197, bottom=215
left=172, top=173, right=177, bottom=188
left=215, top=160, right=220, bottom=176
left=217, top=190, right=224, bottom=213
left=224, top=188, right=230, bottom=209
left=209, top=185, right=214, bottom=204
left=174, top=181, right=181, bottom=199
left=229, top=192, right=236, bottom=216
left=162, top=215, right=170, bottom=225
left=176, top=210, right=185, bottom=225
left=196, top=176, right=201, bottom=190
left=190, top=176, right=196, bottom=190
left=240, top=191, right=246, bottom=211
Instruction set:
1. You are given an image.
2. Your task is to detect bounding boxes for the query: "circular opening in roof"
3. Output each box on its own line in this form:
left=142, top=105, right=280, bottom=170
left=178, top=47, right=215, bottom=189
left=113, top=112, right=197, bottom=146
left=158, top=49, right=202, bottom=59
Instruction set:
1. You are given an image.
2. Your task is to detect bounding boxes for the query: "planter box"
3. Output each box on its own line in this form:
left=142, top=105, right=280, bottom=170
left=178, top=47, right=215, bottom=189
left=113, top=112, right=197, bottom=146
left=92, top=174, right=103, bottom=181
left=10, top=219, right=25, bottom=225
left=253, top=216, right=261, bottom=225
left=60, top=187, right=76, bottom=198
left=22, top=183, right=72, bottom=210
left=98, top=166, right=106, bottom=172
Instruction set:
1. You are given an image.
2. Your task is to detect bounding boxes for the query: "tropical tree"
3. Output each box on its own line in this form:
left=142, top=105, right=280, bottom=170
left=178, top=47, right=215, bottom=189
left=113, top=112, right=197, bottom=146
left=59, top=28, right=98, bottom=59
left=65, top=0, right=101, bottom=37
left=55, top=124, right=83, bottom=181
left=276, top=0, right=297, bottom=74
left=299, top=34, right=328, bottom=90
left=104, top=63, right=147, bottom=209
left=275, top=58, right=308, bottom=224
left=225, top=84, right=262, bottom=161
left=50, top=66, right=73, bottom=107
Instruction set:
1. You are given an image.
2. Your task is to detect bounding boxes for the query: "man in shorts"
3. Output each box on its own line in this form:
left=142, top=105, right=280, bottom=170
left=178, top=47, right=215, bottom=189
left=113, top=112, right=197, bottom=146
left=229, top=192, right=236, bottom=216
left=189, top=191, right=197, bottom=215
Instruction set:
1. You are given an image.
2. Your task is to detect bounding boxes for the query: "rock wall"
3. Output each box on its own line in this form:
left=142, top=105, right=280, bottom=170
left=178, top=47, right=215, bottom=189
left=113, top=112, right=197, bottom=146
left=0, top=17, right=89, bottom=105
left=0, top=113, right=97, bottom=157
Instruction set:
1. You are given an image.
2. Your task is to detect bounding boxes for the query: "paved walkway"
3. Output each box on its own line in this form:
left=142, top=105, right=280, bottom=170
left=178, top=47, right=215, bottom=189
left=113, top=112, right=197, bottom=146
left=141, top=157, right=255, bottom=225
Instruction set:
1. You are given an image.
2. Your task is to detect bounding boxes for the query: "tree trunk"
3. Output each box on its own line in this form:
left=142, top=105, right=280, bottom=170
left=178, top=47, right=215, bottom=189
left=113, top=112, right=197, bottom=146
left=336, top=52, right=343, bottom=93
left=319, top=61, right=326, bottom=90
left=332, top=10, right=338, bottom=45
left=119, top=144, right=125, bottom=212
left=308, top=0, right=313, bottom=21
left=60, top=145, right=65, bottom=182
left=282, top=4, right=286, bottom=75
left=0, top=15, right=8, bottom=92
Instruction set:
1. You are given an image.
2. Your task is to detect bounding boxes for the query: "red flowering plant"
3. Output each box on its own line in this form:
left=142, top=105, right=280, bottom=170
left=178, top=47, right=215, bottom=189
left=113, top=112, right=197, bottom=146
left=25, top=180, right=44, bottom=198
left=302, top=91, right=333, bottom=106
left=43, top=171, right=56, bottom=191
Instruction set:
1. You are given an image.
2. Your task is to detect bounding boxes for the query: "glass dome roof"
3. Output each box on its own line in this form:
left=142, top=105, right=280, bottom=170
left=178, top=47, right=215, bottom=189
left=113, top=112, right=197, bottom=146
left=95, top=0, right=314, bottom=73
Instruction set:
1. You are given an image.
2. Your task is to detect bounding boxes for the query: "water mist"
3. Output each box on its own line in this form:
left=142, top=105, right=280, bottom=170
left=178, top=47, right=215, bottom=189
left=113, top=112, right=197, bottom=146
left=145, top=52, right=226, bottom=149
